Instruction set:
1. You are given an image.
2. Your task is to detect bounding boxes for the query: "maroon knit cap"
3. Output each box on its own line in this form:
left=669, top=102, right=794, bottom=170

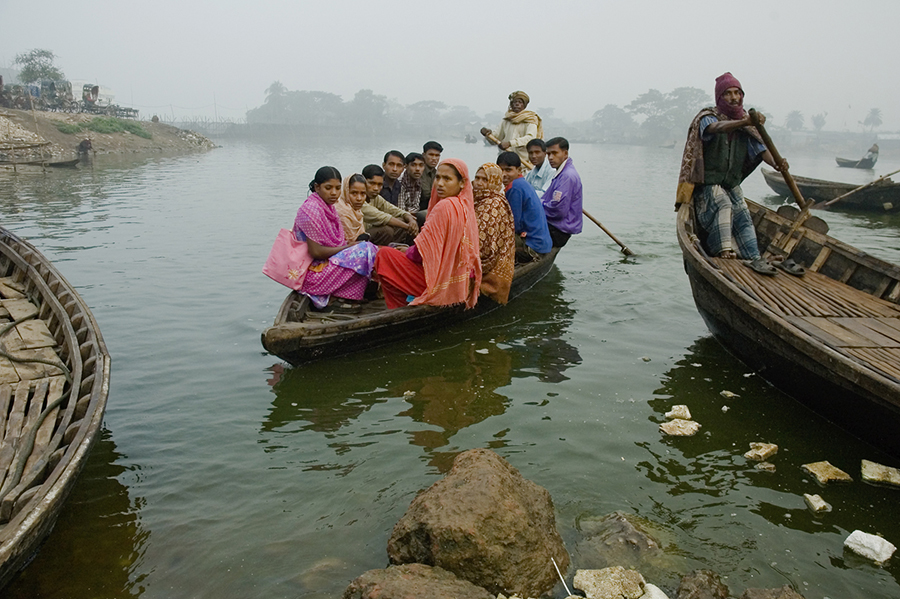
left=715, top=72, right=745, bottom=120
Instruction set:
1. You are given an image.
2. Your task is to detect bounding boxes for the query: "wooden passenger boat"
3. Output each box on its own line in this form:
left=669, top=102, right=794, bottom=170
left=762, top=168, right=900, bottom=212
left=0, top=228, right=110, bottom=589
left=677, top=200, right=900, bottom=455
left=836, top=156, right=876, bottom=169
left=262, top=248, right=560, bottom=365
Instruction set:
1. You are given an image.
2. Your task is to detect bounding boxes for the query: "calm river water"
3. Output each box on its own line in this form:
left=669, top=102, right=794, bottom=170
left=1, top=139, right=899, bottom=599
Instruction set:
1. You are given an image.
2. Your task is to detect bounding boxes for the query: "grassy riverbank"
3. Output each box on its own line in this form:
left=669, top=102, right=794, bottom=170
left=0, top=108, right=216, bottom=161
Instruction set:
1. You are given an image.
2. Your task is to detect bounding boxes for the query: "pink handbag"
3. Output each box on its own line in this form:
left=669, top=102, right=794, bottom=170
left=262, top=228, right=314, bottom=290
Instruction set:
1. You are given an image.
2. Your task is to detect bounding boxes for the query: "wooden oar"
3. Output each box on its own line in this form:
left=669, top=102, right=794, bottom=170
left=821, top=167, right=900, bottom=208
left=749, top=109, right=810, bottom=211
left=582, top=209, right=634, bottom=256
left=749, top=109, right=816, bottom=252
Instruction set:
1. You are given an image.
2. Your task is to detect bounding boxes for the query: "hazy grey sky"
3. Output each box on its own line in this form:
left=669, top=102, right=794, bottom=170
left=2, top=0, right=897, bottom=130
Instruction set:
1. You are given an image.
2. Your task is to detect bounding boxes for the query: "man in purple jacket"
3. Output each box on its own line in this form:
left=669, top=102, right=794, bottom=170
left=541, top=137, right=583, bottom=247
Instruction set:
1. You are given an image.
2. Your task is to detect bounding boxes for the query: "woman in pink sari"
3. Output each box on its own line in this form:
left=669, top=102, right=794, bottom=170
left=293, top=166, right=378, bottom=309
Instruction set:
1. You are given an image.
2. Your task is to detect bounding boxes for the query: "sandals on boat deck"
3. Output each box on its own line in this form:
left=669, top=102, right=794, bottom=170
left=744, top=258, right=777, bottom=276
left=314, top=301, right=364, bottom=314
left=774, top=258, right=806, bottom=277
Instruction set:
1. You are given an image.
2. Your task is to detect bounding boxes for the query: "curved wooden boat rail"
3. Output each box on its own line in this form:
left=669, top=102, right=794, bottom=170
left=677, top=201, right=900, bottom=454
left=263, top=248, right=560, bottom=365
left=762, top=168, right=900, bottom=211
left=0, top=228, right=110, bottom=588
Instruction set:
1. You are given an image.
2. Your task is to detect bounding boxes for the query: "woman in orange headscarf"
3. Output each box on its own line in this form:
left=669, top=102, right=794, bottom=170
left=472, top=163, right=515, bottom=304
left=373, top=158, right=481, bottom=309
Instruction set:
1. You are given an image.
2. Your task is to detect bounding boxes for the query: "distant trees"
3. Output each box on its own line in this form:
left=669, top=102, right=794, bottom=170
left=863, top=108, right=883, bottom=131
left=14, top=49, right=65, bottom=84
left=811, top=113, right=827, bottom=133
left=592, top=104, right=636, bottom=141
left=784, top=111, right=805, bottom=131
left=624, top=86, right=710, bottom=142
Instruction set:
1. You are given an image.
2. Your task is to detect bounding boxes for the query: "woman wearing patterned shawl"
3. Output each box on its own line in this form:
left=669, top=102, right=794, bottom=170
left=472, top=163, right=515, bottom=304
left=374, top=158, right=482, bottom=309
left=293, top=166, right=378, bottom=309
left=480, top=91, right=544, bottom=170
left=336, top=174, right=368, bottom=243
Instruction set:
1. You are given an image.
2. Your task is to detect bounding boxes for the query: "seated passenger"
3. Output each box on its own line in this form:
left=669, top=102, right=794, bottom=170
left=360, top=164, right=418, bottom=245
left=420, top=141, right=443, bottom=210
left=293, top=166, right=378, bottom=309
left=381, top=150, right=405, bottom=205
left=524, top=138, right=554, bottom=194
left=373, top=159, right=482, bottom=309
left=541, top=137, right=583, bottom=248
left=496, top=151, right=552, bottom=262
left=336, top=173, right=369, bottom=243
left=472, top=163, right=515, bottom=304
left=398, top=152, right=428, bottom=226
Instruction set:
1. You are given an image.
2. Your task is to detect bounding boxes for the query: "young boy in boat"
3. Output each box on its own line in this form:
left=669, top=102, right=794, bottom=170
left=420, top=141, right=443, bottom=209
left=360, top=164, right=419, bottom=245
left=381, top=150, right=406, bottom=205
left=677, top=72, right=788, bottom=276
left=524, top=139, right=554, bottom=194
left=497, top=151, right=552, bottom=262
left=541, top=137, right=583, bottom=248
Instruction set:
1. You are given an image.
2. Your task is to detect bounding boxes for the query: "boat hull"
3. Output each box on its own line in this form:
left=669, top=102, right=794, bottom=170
left=677, top=202, right=900, bottom=456
left=0, top=229, right=110, bottom=589
left=263, top=249, right=559, bottom=365
left=762, top=168, right=900, bottom=211
left=836, top=156, right=875, bottom=169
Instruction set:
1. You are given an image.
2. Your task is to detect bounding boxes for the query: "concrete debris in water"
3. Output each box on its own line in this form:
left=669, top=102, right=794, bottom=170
left=641, top=356, right=651, bottom=362
left=844, top=530, right=896, bottom=565
left=743, top=442, right=778, bottom=461
left=402, top=390, right=416, bottom=398
left=755, top=462, right=776, bottom=473
left=665, top=405, right=691, bottom=420
left=719, top=390, right=739, bottom=398
left=659, top=419, right=701, bottom=436
left=861, top=459, right=900, bottom=488
left=801, top=461, right=852, bottom=485
left=803, top=493, right=831, bottom=514
left=574, top=567, right=645, bottom=599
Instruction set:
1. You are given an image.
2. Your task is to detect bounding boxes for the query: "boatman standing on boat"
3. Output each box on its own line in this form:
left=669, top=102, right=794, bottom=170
left=677, top=72, right=787, bottom=276
left=481, top=91, right=543, bottom=170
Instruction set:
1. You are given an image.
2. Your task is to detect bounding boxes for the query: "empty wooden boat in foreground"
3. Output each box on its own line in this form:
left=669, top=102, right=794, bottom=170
left=262, top=248, right=559, bottom=365
left=0, top=228, right=110, bottom=589
left=677, top=200, right=900, bottom=455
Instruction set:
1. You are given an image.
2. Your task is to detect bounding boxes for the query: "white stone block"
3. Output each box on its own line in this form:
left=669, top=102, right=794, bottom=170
left=659, top=419, right=701, bottom=436
left=665, top=405, right=691, bottom=420
left=844, top=530, right=896, bottom=565
left=803, top=493, right=831, bottom=513
left=861, top=459, right=900, bottom=488
left=801, top=461, right=852, bottom=484
left=744, top=442, right=778, bottom=461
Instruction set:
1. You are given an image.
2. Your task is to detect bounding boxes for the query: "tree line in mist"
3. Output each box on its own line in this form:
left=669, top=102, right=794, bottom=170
left=245, top=81, right=884, bottom=144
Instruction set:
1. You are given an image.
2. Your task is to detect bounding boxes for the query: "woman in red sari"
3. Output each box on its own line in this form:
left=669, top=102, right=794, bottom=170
left=374, top=158, right=481, bottom=309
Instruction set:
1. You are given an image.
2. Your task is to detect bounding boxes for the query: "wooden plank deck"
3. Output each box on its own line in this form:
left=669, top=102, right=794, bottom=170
left=716, top=259, right=900, bottom=383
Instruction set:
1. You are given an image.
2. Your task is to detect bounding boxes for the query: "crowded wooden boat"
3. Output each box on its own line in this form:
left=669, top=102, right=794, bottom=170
left=262, top=248, right=559, bottom=364
left=0, top=227, right=110, bottom=588
left=677, top=200, right=900, bottom=455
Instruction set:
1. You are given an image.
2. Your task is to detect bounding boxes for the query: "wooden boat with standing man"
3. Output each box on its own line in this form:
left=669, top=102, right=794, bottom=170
left=762, top=168, right=900, bottom=212
left=262, top=248, right=559, bottom=365
left=678, top=198, right=900, bottom=456
left=0, top=227, right=110, bottom=589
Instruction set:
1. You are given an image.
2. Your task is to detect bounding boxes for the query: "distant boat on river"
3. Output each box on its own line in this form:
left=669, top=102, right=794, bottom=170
left=678, top=200, right=900, bottom=456
left=836, top=144, right=878, bottom=169
left=762, top=168, right=900, bottom=212
left=262, top=249, right=559, bottom=365
left=0, top=227, right=110, bottom=589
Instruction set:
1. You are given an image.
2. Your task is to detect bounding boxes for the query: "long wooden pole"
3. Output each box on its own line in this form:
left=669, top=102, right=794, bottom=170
left=822, top=167, right=900, bottom=208
left=749, top=109, right=809, bottom=210
left=582, top=209, right=634, bottom=256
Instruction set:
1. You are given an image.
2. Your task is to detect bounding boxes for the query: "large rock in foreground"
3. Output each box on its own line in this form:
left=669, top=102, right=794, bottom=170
left=387, top=448, right=569, bottom=596
left=343, top=563, right=494, bottom=599
left=676, top=569, right=730, bottom=599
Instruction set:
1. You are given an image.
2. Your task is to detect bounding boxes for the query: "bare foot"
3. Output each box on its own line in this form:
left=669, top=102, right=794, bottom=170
left=718, top=250, right=737, bottom=259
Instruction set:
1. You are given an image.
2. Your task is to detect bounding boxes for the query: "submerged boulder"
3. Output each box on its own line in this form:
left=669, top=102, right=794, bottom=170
left=575, top=511, right=662, bottom=570
left=387, top=448, right=569, bottom=597
left=676, top=569, right=730, bottom=599
left=738, top=586, right=805, bottom=599
left=342, top=563, right=493, bottom=599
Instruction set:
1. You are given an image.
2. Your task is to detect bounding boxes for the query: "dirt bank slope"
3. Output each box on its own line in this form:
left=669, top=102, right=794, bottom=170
left=0, top=109, right=215, bottom=160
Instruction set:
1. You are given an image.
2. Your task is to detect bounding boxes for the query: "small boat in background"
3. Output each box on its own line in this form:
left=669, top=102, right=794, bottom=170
left=836, top=143, right=878, bottom=169
left=678, top=200, right=900, bottom=456
left=0, top=227, right=110, bottom=589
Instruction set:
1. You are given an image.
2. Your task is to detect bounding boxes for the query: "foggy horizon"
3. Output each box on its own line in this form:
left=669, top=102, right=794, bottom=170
left=2, top=0, right=898, bottom=132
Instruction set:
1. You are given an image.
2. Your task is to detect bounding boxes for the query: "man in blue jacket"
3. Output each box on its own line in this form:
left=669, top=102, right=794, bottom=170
left=497, top=152, right=553, bottom=262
